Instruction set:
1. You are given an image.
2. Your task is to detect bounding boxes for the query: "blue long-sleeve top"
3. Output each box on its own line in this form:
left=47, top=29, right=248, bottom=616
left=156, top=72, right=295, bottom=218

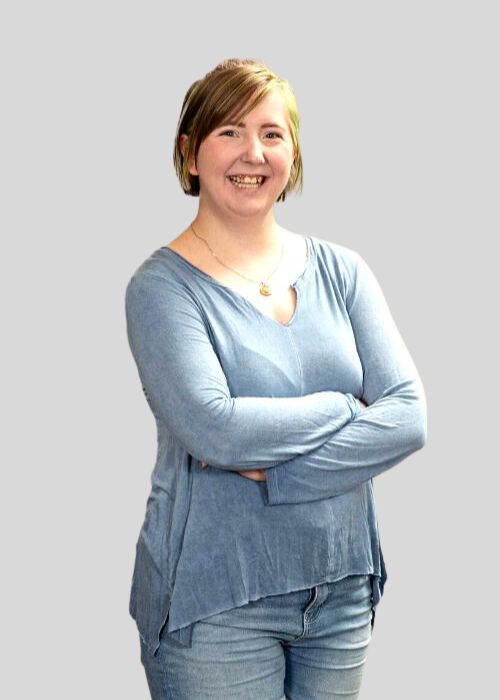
left=125, top=234, right=427, bottom=658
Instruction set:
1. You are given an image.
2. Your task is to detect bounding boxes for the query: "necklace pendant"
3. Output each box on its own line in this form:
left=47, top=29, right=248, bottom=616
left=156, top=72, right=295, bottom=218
left=259, top=281, right=272, bottom=296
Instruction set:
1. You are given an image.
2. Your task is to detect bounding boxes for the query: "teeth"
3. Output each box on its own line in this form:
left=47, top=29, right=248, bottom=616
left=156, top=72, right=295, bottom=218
left=229, top=175, right=264, bottom=184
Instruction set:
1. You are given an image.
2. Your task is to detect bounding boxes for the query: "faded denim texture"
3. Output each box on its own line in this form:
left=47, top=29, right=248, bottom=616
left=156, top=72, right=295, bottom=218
left=140, top=574, right=374, bottom=700
left=125, top=235, right=427, bottom=658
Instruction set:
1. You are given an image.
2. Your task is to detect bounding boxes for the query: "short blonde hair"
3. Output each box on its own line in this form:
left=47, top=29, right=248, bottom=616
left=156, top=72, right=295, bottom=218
left=173, top=58, right=303, bottom=203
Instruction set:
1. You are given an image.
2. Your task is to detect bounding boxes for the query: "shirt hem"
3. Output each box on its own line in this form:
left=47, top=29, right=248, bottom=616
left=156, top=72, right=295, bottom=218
left=161, top=567, right=387, bottom=651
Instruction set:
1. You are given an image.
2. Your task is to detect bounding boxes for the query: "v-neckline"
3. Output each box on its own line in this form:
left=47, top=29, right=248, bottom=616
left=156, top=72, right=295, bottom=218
left=159, top=235, right=314, bottom=329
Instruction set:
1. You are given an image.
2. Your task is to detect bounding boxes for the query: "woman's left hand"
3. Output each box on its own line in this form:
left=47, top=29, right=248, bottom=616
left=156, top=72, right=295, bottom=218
left=201, top=461, right=266, bottom=482
left=236, top=468, right=267, bottom=482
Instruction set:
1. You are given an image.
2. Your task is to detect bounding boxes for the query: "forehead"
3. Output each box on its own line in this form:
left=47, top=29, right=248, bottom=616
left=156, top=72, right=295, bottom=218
left=224, top=89, right=291, bottom=129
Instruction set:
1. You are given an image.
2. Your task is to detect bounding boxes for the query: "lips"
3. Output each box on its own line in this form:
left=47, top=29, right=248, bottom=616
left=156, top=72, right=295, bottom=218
left=227, top=174, right=268, bottom=179
left=226, top=175, right=268, bottom=189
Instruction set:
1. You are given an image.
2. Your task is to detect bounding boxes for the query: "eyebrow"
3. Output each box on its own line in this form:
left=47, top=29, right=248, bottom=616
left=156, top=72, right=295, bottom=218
left=222, top=121, right=286, bottom=130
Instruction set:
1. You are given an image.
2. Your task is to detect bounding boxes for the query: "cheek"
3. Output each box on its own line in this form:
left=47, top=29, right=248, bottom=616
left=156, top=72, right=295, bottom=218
left=274, top=155, right=294, bottom=178
left=274, top=146, right=295, bottom=166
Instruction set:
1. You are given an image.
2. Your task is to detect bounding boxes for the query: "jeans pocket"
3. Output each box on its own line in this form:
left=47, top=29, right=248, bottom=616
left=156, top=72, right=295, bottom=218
left=329, top=573, right=369, bottom=594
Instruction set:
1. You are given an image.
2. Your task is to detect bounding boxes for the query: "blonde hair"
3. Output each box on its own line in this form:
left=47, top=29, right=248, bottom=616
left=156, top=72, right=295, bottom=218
left=173, top=58, right=303, bottom=203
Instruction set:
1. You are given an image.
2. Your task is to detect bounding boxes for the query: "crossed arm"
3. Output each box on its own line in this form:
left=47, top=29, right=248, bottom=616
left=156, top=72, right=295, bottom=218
left=125, top=249, right=426, bottom=506
left=229, top=397, right=368, bottom=483
left=205, top=397, right=368, bottom=482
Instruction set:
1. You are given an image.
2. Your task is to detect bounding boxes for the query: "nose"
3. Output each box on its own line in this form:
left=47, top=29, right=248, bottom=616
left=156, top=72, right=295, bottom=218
left=241, top=133, right=266, bottom=164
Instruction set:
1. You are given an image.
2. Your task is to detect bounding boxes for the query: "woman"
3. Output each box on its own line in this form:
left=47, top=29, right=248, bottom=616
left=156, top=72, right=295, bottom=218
left=125, top=58, right=427, bottom=700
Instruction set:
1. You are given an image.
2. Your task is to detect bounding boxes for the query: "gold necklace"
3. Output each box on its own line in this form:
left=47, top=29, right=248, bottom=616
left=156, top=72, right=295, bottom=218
left=190, top=222, right=285, bottom=296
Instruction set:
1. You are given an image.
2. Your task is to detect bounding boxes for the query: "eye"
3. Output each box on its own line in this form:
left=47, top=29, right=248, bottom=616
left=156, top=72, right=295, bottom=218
left=219, top=129, right=283, bottom=140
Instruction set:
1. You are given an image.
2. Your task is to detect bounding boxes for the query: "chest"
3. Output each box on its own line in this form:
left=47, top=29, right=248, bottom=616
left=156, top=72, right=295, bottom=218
left=200, top=273, right=364, bottom=399
left=228, top=284, right=299, bottom=326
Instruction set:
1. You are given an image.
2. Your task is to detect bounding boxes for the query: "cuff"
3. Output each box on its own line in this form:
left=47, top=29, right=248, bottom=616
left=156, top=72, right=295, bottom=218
left=263, top=464, right=281, bottom=505
left=345, top=392, right=362, bottom=419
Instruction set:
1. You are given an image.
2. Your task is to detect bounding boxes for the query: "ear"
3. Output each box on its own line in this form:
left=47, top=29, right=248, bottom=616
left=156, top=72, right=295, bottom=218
left=179, top=134, right=198, bottom=176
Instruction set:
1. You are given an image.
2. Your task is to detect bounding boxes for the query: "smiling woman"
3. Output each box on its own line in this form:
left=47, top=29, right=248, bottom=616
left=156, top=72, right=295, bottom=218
left=177, top=84, right=298, bottom=231
left=125, top=57, right=427, bottom=700
left=173, top=59, right=303, bottom=202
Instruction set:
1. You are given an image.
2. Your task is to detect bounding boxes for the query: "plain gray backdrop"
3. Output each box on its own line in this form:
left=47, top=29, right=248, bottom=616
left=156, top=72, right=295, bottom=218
left=2, top=1, right=498, bottom=697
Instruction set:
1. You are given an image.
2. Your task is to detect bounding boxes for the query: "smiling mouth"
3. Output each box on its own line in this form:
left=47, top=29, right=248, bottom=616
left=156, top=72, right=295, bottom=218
left=227, top=175, right=268, bottom=189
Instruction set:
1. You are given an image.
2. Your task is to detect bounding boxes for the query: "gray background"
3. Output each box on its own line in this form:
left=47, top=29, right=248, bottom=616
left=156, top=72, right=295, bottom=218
left=2, top=0, right=498, bottom=697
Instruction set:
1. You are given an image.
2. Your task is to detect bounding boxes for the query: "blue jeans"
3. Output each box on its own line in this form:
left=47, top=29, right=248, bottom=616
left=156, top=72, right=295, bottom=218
left=140, top=573, right=374, bottom=699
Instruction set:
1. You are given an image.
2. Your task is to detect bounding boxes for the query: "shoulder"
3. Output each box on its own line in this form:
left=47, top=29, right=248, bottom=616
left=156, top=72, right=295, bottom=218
left=310, top=234, right=361, bottom=268
left=125, top=246, right=200, bottom=313
left=127, top=245, right=180, bottom=282
left=308, top=234, right=366, bottom=292
left=284, top=229, right=360, bottom=266
left=126, top=241, right=198, bottom=291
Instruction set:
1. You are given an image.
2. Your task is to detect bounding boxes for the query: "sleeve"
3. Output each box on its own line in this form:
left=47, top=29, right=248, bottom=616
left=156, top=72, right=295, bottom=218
left=125, top=270, right=361, bottom=470
left=263, top=249, right=427, bottom=505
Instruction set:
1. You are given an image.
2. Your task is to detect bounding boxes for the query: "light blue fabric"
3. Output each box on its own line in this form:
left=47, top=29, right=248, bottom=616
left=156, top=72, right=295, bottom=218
left=125, top=234, right=427, bottom=658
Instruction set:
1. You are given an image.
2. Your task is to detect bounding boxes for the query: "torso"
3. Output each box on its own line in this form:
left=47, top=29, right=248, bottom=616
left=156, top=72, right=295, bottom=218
left=165, top=228, right=308, bottom=325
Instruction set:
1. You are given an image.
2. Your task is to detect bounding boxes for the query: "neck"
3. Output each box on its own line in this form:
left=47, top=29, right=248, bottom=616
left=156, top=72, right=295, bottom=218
left=191, top=208, right=283, bottom=261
